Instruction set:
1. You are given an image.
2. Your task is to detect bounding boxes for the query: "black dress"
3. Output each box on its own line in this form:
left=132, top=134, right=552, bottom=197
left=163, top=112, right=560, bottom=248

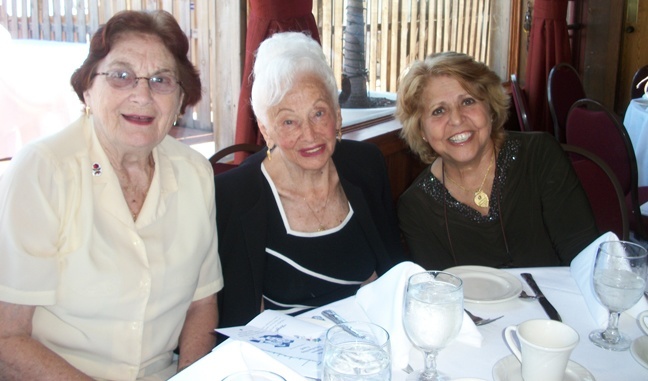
left=215, top=140, right=404, bottom=328
left=263, top=177, right=375, bottom=315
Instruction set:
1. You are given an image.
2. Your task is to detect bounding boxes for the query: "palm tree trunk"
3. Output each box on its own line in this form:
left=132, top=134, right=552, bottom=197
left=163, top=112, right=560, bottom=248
left=341, top=0, right=371, bottom=108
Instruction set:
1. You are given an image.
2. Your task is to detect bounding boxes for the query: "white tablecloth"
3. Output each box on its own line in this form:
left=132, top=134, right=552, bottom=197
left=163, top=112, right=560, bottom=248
left=624, top=98, right=648, bottom=187
left=173, top=267, right=647, bottom=380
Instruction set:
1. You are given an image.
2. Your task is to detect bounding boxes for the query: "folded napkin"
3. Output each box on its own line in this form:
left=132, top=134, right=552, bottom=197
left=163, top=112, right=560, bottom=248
left=570, top=232, right=648, bottom=327
left=170, top=340, right=305, bottom=381
left=355, top=261, right=482, bottom=370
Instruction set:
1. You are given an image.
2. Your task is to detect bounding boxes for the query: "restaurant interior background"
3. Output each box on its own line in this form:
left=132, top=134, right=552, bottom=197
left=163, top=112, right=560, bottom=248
left=0, top=0, right=646, bottom=183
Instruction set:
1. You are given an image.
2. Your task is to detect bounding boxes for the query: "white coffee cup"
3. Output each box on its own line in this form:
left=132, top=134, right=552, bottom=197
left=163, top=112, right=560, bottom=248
left=504, top=319, right=579, bottom=381
left=638, top=310, right=648, bottom=335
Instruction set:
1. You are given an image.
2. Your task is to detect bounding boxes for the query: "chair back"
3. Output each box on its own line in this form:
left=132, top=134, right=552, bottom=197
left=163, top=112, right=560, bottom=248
left=565, top=99, right=638, bottom=196
left=631, top=64, right=648, bottom=100
left=562, top=144, right=629, bottom=240
left=209, top=143, right=263, bottom=175
left=547, top=63, right=586, bottom=143
left=510, top=74, right=531, bottom=132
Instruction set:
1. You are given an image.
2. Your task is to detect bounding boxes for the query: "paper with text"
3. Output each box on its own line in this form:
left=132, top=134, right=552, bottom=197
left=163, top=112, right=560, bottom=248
left=217, top=310, right=327, bottom=379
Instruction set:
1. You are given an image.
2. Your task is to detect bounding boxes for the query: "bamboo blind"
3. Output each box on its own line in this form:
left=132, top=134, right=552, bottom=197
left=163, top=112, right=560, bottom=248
left=312, top=0, right=492, bottom=92
left=1, top=0, right=494, bottom=139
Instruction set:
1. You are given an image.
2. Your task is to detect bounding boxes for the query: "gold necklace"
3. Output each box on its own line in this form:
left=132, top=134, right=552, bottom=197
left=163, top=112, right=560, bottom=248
left=304, top=185, right=331, bottom=232
left=444, top=153, right=495, bottom=208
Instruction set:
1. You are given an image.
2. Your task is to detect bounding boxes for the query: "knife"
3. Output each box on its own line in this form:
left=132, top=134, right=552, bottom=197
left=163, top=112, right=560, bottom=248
left=521, top=273, right=562, bottom=322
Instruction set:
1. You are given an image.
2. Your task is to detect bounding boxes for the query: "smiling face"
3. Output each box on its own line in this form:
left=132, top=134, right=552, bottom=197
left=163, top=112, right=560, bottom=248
left=83, top=32, right=184, bottom=156
left=259, top=73, right=341, bottom=172
left=420, top=75, right=493, bottom=166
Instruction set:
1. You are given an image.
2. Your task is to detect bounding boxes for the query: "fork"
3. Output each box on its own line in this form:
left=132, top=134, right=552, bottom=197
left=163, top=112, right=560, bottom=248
left=464, top=309, right=503, bottom=326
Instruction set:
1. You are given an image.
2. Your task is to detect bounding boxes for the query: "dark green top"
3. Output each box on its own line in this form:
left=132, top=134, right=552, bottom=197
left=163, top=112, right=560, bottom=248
left=398, top=131, right=599, bottom=270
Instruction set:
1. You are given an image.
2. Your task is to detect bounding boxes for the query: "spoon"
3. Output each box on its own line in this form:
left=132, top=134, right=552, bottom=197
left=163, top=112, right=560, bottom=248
left=519, top=290, right=539, bottom=300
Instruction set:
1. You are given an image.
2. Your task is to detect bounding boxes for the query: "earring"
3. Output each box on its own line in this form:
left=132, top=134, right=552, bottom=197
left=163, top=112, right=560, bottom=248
left=266, top=144, right=276, bottom=161
left=173, top=114, right=180, bottom=127
left=84, top=105, right=91, bottom=116
left=336, top=128, right=342, bottom=142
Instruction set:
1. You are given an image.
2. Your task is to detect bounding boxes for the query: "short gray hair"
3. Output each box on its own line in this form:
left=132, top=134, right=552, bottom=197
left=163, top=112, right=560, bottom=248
left=251, top=32, right=338, bottom=126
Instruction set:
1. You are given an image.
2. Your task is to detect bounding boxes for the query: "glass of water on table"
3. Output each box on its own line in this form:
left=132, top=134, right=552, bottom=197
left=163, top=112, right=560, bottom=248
left=322, top=321, right=391, bottom=380
left=403, top=271, right=463, bottom=381
left=589, top=240, right=648, bottom=351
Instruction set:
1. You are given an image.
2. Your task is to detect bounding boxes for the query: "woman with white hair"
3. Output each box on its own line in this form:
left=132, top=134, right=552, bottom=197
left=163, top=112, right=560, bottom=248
left=215, top=32, right=403, bottom=327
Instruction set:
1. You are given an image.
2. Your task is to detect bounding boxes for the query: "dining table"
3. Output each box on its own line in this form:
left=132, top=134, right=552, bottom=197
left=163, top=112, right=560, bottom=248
left=171, top=266, right=648, bottom=381
left=623, top=98, right=648, bottom=187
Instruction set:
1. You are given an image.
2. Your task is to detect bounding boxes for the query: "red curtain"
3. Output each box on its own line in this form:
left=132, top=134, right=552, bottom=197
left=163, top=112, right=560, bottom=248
left=234, top=0, right=320, bottom=162
left=524, top=0, right=572, bottom=135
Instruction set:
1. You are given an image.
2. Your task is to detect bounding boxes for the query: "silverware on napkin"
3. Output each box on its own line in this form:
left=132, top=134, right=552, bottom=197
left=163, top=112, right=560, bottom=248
left=521, top=273, right=562, bottom=322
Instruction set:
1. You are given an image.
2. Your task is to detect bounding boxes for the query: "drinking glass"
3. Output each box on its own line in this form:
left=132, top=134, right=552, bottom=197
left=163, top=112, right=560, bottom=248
left=589, top=240, right=648, bottom=351
left=322, top=321, right=391, bottom=380
left=403, top=271, right=463, bottom=381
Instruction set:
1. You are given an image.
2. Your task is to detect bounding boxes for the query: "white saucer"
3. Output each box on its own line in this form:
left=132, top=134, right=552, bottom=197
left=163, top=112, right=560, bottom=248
left=631, top=336, right=648, bottom=369
left=445, top=265, right=523, bottom=303
left=492, top=355, right=595, bottom=381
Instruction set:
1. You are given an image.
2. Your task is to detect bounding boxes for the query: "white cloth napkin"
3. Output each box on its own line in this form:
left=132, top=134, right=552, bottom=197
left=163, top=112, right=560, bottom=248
left=355, top=261, right=482, bottom=370
left=169, top=340, right=305, bottom=381
left=570, top=232, right=648, bottom=327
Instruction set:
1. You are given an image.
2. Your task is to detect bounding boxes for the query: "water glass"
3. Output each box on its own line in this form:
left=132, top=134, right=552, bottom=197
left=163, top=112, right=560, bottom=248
left=403, top=271, right=463, bottom=381
left=589, top=240, right=648, bottom=350
left=322, top=321, right=391, bottom=380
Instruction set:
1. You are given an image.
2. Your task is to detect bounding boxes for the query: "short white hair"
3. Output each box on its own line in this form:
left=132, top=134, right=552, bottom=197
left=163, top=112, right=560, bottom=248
left=251, top=32, right=339, bottom=127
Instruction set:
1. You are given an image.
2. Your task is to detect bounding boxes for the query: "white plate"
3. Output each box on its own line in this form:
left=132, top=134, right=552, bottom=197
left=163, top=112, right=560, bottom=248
left=492, top=355, right=595, bottom=381
left=445, top=265, right=523, bottom=303
left=631, top=336, right=648, bottom=369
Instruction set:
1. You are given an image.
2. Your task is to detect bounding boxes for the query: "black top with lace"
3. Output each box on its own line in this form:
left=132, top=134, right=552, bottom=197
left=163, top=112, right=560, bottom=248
left=398, top=131, right=599, bottom=270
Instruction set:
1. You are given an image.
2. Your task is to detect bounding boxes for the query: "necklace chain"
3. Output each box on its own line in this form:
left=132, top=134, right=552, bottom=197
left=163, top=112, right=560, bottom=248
left=444, top=152, right=495, bottom=208
left=304, top=185, right=331, bottom=232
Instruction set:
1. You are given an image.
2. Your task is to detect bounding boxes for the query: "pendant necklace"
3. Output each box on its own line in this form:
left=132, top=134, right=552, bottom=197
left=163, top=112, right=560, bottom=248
left=304, top=184, right=331, bottom=232
left=444, top=152, right=495, bottom=208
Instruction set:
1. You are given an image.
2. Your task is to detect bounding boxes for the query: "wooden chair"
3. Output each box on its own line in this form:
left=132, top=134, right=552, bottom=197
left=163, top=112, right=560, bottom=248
left=565, top=98, right=648, bottom=240
left=510, top=74, right=531, bottom=132
left=562, top=144, right=629, bottom=240
left=631, top=64, right=648, bottom=100
left=547, top=63, right=586, bottom=143
left=209, top=143, right=263, bottom=175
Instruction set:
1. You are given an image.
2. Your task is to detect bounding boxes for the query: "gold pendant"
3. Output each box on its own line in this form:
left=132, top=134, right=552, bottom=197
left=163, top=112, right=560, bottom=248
left=474, top=191, right=489, bottom=208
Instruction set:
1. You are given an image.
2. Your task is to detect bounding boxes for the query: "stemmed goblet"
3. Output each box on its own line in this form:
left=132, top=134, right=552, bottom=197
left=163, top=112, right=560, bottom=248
left=589, top=240, right=648, bottom=351
left=403, top=271, right=463, bottom=381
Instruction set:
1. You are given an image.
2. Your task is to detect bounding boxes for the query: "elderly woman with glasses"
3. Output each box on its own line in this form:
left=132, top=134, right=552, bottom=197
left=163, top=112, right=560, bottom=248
left=215, top=32, right=404, bottom=328
left=0, top=10, right=222, bottom=380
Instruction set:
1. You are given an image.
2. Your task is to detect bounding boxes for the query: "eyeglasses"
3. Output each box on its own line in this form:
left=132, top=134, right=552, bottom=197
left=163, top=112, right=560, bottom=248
left=93, top=70, right=182, bottom=94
